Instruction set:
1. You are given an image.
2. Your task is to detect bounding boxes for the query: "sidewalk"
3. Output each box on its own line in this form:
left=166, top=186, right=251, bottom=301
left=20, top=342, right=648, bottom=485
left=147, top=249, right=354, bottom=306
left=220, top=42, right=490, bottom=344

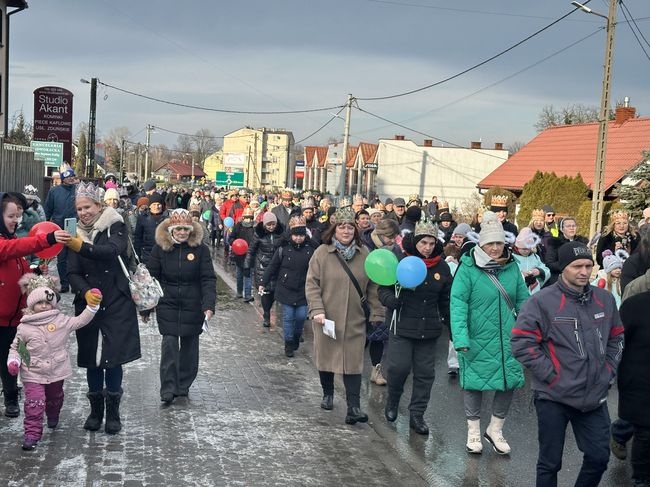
left=0, top=253, right=427, bottom=487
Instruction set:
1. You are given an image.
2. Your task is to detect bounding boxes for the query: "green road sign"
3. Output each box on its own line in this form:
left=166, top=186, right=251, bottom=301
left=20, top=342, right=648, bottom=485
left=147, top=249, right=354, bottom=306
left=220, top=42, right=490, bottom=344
left=215, top=171, right=245, bottom=187
left=31, top=140, right=64, bottom=167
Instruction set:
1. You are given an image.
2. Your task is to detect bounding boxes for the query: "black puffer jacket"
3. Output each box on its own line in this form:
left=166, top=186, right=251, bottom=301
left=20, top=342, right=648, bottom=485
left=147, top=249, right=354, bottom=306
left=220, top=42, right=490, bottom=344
left=230, top=221, right=256, bottom=266
left=147, top=220, right=216, bottom=337
left=244, top=221, right=285, bottom=289
left=67, top=207, right=141, bottom=368
left=261, top=237, right=316, bottom=306
left=134, top=212, right=165, bottom=264
left=378, top=235, right=452, bottom=340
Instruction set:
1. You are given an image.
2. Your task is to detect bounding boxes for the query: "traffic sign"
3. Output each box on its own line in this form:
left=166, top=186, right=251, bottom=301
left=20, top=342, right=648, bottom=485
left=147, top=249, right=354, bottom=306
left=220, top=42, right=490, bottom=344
left=215, top=171, right=244, bottom=188
left=31, top=140, right=64, bottom=167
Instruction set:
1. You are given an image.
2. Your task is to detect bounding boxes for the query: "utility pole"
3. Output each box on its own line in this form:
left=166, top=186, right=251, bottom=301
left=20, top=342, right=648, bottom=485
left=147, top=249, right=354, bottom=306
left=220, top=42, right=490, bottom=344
left=87, top=77, right=97, bottom=178
left=120, top=138, right=125, bottom=183
left=191, top=154, right=195, bottom=185
left=144, top=124, right=153, bottom=181
left=581, top=0, right=618, bottom=240
left=337, top=94, right=353, bottom=198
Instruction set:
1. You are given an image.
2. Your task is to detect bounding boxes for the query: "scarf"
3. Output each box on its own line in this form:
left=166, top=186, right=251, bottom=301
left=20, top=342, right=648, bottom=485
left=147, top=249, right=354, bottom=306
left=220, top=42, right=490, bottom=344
left=76, top=206, right=123, bottom=243
left=76, top=211, right=104, bottom=242
left=332, top=237, right=358, bottom=261
left=474, top=246, right=509, bottom=273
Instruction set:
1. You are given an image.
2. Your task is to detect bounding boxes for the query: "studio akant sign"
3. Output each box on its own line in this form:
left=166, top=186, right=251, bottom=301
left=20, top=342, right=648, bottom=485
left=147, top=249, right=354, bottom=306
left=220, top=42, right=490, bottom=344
left=33, top=86, right=73, bottom=166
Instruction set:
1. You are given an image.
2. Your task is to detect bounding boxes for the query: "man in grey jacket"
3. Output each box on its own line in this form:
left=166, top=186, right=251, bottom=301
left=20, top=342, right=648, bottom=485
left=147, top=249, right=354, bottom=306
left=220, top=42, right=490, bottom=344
left=511, top=241, right=624, bottom=487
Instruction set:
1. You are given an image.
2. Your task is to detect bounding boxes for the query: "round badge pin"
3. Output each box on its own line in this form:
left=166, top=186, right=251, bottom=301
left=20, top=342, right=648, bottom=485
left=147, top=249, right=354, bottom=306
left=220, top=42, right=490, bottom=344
left=47, top=323, right=56, bottom=332
left=434, top=273, right=441, bottom=281
left=187, top=253, right=195, bottom=261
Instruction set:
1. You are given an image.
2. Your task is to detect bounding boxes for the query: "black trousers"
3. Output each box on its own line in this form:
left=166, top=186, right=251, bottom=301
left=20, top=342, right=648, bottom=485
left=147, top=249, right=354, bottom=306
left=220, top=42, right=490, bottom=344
left=534, top=399, right=610, bottom=487
left=160, top=335, right=199, bottom=397
left=0, top=327, right=18, bottom=399
left=631, top=425, right=650, bottom=484
left=318, top=371, right=361, bottom=408
left=384, top=334, right=437, bottom=415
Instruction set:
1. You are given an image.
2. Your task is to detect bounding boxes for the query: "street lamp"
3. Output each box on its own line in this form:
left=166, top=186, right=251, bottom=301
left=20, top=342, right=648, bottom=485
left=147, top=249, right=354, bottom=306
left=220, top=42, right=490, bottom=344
left=571, top=0, right=618, bottom=240
left=80, top=78, right=97, bottom=178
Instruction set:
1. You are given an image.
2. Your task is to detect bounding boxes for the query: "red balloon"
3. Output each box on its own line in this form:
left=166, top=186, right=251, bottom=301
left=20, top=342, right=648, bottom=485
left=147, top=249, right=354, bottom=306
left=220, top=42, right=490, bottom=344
left=231, top=238, right=249, bottom=256
left=28, top=221, right=64, bottom=259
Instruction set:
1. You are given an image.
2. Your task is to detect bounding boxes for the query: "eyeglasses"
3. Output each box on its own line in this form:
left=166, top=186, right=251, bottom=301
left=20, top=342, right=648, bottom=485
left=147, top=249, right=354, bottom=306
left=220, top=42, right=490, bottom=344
left=546, top=213, right=555, bottom=217
left=174, top=226, right=192, bottom=232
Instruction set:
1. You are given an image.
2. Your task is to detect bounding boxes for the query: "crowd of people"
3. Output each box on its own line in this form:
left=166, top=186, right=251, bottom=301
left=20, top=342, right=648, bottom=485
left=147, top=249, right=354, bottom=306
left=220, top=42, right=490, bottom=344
left=1, top=170, right=649, bottom=486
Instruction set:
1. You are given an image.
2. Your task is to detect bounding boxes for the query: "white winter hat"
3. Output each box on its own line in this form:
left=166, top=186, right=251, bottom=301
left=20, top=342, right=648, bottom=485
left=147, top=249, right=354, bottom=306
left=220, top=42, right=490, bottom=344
left=27, top=286, right=59, bottom=311
left=479, top=211, right=505, bottom=247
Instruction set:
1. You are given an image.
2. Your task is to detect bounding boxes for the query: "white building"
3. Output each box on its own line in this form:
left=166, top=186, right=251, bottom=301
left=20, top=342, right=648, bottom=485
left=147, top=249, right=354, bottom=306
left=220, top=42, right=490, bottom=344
left=375, top=136, right=508, bottom=209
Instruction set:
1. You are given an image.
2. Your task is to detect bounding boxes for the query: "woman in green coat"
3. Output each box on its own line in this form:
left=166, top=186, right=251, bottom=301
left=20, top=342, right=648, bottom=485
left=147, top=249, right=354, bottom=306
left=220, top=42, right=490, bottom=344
left=451, top=212, right=529, bottom=455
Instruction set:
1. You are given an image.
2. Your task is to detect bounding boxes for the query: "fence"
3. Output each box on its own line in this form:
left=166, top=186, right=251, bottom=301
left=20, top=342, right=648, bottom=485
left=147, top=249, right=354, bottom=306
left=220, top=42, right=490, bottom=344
left=0, top=139, right=44, bottom=196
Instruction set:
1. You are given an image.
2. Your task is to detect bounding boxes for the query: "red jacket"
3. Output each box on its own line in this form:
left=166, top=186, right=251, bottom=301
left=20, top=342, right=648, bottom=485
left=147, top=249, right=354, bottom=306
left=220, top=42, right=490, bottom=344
left=0, top=233, right=52, bottom=327
left=220, top=199, right=236, bottom=221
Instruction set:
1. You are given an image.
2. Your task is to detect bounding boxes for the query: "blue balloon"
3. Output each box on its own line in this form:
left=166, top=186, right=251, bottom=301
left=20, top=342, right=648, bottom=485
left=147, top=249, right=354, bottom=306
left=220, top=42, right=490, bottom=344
left=223, top=216, right=234, bottom=228
left=396, top=256, right=427, bottom=289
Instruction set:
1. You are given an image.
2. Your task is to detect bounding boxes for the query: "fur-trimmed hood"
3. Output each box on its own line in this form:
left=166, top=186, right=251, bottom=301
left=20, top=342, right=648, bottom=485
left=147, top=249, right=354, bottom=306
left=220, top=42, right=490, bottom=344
left=77, top=206, right=124, bottom=243
left=155, top=219, right=204, bottom=252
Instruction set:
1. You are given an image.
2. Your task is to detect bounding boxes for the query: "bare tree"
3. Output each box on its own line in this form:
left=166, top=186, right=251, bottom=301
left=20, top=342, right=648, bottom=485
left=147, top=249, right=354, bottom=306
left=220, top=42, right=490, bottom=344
left=535, top=103, right=615, bottom=132
left=508, top=141, right=525, bottom=155
left=174, top=129, right=221, bottom=167
left=6, top=109, right=32, bottom=146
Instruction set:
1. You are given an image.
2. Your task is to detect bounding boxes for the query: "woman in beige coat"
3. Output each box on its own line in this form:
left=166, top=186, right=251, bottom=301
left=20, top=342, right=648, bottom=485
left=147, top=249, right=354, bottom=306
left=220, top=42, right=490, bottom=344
left=305, top=207, right=383, bottom=425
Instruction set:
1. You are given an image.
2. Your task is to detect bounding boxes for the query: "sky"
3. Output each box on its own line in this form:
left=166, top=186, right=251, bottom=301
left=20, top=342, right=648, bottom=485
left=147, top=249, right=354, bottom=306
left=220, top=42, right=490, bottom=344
left=8, top=0, right=650, bottom=152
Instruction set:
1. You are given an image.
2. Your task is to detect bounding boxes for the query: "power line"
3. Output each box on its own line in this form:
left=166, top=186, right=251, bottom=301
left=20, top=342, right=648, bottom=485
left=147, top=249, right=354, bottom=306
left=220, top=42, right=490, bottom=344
left=296, top=107, right=346, bottom=144
left=357, top=1, right=594, bottom=101
left=96, top=80, right=345, bottom=115
left=351, top=27, right=603, bottom=137
left=620, top=1, right=650, bottom=49
left=619, top=1, right=650, bottom=61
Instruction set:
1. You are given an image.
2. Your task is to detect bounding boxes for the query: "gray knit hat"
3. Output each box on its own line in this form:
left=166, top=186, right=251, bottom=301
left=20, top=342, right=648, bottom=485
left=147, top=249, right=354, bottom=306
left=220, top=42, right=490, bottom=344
left=479, top=211, right=505, bottom=246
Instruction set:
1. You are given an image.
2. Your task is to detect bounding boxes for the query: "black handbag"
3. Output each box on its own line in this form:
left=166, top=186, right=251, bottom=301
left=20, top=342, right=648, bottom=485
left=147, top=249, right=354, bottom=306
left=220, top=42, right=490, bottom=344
left=334, top=252, right=372, bottom=333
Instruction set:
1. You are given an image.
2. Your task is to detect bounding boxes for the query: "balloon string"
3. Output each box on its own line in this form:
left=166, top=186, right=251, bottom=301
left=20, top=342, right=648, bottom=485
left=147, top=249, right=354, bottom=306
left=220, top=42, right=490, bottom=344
left=390, top=285, right=401, bottom=334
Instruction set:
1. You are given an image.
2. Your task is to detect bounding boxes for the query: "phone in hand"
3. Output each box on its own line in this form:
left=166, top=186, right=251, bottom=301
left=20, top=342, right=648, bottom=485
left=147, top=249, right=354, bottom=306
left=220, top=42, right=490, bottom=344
left=64, top=218, right=77, bottom=237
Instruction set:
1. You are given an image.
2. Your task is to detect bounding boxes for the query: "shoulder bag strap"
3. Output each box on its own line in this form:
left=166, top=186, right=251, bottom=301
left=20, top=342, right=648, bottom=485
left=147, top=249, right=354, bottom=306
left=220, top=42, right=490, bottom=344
left=334, top=251, right=366, bottom=305
left=482, top=269, right=517, bottom=318
left=108, top=224, right=131, bottom=281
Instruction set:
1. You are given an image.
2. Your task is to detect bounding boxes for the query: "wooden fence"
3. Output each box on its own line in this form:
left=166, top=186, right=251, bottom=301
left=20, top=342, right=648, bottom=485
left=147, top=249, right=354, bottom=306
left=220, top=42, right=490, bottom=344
left=0, top=139, right=44, bottom=196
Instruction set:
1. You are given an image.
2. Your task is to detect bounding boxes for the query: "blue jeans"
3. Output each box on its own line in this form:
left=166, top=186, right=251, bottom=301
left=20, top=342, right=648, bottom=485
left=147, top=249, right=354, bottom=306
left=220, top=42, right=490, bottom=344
left=281, top=304, right=307, bottom=342
left=534, top=398, right=610, bottom=487
left=235, top=264, right=252, bottom=298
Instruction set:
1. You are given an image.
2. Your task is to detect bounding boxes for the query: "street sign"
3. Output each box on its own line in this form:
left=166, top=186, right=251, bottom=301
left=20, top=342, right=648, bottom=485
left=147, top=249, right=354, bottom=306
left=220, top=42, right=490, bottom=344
left=31, top=140, right=64, bottom=167
left=33, top=86, right=73, bottom=165
left=215, top=171, right=245, bottom=187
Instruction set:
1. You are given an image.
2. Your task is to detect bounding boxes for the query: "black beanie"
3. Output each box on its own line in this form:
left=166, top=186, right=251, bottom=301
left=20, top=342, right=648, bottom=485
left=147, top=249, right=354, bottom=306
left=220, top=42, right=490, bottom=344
left=405, top=206, right=422, bottom=223
left=558, top=241, right=592, bottom=270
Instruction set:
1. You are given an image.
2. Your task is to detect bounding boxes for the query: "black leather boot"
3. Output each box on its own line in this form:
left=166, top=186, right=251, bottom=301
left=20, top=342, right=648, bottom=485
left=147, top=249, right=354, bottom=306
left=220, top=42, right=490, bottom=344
left=345, top=407, right=368, bottom=425
left=320, top=394, right=333, bottom=410
left=293, top=334, right=301, bottom=351
left=410, top=414, right=430, bottom=435
left=384, top=397, right=399, bottom=423
left=3, top=390, right=20, bottom=418
left=104, top=390, right=122, bottom=435
left=83, top=391, right=104, bottom=431
left=284, top=342, right=294, bottom=358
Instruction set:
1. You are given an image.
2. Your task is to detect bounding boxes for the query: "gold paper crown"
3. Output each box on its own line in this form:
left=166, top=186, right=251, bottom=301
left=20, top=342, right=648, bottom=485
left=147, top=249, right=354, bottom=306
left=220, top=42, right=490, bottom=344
left=281, top=190, right=293, bottom=199
left=490, top=195, right=509, bottom=208
left=288, top=215, right=306, bottom=229
left=610, top=209, right=629, bottom=222
left=75, top=181, right=104, bottom=203
left=333, top=206, right=355, bottom=224
left=414, top=220, right=438, bottom=238
left=301, top=197, right=315, bottom=209
left=168, top=209, right=193, bottom=227
left=19, top=273, right=60, bottom=295
left=338, top=196, right=352, bottom=209
left=531, top=209, right=545, bottom=221
left=438, top=200, right=449, bottom=211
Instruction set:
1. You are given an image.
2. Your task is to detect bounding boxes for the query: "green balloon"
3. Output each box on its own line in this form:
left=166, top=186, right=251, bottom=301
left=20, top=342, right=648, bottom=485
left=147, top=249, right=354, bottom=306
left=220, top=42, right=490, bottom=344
left=202, top=210, right=211, bottom=220
left=364, top=248, right=398, bottom=286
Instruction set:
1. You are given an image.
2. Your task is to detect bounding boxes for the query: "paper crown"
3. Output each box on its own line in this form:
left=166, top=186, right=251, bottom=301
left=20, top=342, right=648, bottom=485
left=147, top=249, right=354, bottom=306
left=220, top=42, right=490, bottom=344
left=333, top=206, right=355, bottom=224
left=414, top=219, right=438, bottom=238
left=301, top=197, right=315, bottom=209
left=288, top=215, right=306, bottom=228
left=338, top=196, right=352, bottom=209
left=23, top=185, right=39, bottom=197
left=408, top=193, right=421, bottom=204
left=18, top=272, right=60, bottom=296
left=75, top=181, right=104, bottom=203
left=281, top=190, right=293, bottom=199
left=610, top=209, right=629, bottom=222
left=168, top=209, right=193, bottom=227
left=490, top=195, right=509, bottom=208
left=531, top=209, right=545, bottom=221
left=438, top=200, right=449, bottom=211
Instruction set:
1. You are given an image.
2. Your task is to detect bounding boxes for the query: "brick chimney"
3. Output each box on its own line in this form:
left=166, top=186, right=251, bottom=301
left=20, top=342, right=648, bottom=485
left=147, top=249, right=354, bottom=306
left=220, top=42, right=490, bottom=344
left=395, top=135, right=405, bottom=141
left=470, top=141, right=482, bottom=149
left=423, top=139, right=433, bottom=147
left=615, top=100, right=636, bottom=125
left=494, top=142, right=503, bottom=150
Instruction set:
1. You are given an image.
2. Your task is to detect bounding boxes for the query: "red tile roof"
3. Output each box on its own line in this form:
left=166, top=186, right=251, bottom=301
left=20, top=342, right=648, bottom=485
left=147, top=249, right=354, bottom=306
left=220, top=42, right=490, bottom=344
left=478, top=116, right=650, bottom=192
left=316, top=147, right=328, bottom=168
left=346, top=146, right=359, bottom=168
left=161, top=160, right=206, bottom=178
left=359, top=143, right=378, bottom=166
left=305, top=146, right=317, bottom=168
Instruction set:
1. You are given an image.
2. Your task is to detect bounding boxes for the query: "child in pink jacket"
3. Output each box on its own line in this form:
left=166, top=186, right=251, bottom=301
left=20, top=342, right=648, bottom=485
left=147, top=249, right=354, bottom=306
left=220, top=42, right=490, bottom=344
left=7, top=274, right=102, bottom=450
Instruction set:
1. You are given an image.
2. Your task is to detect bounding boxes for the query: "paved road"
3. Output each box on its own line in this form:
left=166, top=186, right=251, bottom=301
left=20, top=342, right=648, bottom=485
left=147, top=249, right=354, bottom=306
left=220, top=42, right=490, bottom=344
left=0, top=252, right=632, bottom=486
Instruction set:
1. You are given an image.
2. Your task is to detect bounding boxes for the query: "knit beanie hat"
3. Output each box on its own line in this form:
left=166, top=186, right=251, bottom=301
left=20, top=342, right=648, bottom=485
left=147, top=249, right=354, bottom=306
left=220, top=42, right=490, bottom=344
left=515, top=227, right=541, bottom=250
left=262, top=212, right=277, bottom=225
left=18, top=273, right=60, bottom=313
left=27, top=286, right=59, bottom=311
left=479, top=211, right=505, bottom=246
left=148, top=192, right=164, bottom=207
left=439, top=212, right=454, bottom=222
left=558, top=242, right=592, bottom=270
left=136, top=197, right=150, bottom=208
left=374, top=218, right=399, bottom=237
left=143, top=180, right=157, bottom=192
left=601, top=249, right=627, bottom=274
left=405, top=206, right=422, bottom=223
left=452, top=223, right=471, bottom=237
left=104, top=188, right=119, bottom=202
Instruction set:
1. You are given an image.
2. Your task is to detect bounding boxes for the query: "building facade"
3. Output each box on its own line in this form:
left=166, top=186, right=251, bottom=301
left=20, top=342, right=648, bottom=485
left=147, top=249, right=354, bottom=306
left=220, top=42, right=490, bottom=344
left=0, top=1, right=28, bottom=137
